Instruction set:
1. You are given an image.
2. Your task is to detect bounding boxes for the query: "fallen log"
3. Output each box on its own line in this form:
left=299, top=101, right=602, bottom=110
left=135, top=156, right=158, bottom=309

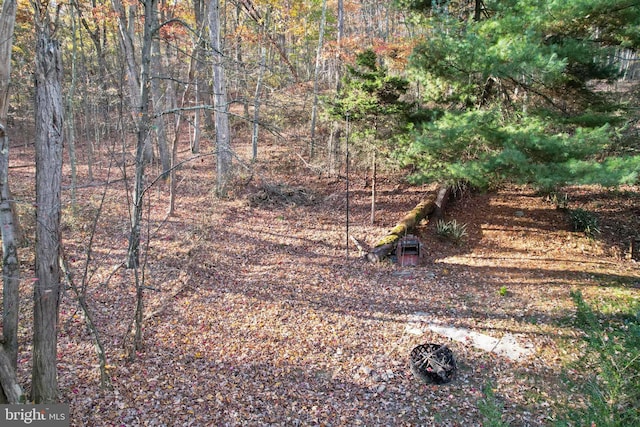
left=366, top=186, right=451, bottom=262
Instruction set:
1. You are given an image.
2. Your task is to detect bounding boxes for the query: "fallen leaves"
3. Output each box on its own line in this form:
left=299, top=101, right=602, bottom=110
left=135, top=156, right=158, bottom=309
left=8, top=134, right=640, bottom=426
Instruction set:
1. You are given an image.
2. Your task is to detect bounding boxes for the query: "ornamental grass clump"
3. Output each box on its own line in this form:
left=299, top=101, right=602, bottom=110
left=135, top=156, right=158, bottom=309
left=435, top=219, right=468, bottom=244
left=569, top=208, right=600, bottom=238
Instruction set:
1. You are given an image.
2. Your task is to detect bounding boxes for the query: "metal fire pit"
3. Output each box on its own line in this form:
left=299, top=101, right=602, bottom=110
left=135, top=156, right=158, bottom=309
left=409, top=343, right=456, bottom=385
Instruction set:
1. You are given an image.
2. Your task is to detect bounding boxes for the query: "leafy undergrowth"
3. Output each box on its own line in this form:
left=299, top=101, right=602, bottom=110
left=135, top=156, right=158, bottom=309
left=5, top=132, right=640, bottom=426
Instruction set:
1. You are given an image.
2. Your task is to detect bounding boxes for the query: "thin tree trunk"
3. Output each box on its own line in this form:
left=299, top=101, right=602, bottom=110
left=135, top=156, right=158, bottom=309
left=32, top=30, right=64, bottom=404
left=190, top=13, right=207, bottom=151
left=191, top=78, right=201, bottom=154
left=123, top=0, right=157, bottom=361
left=168, top=113, right=180, bottom=216
left=132, top=269, right=144, bottom=356
left=111, top=0, right=153, bottom=164
left=309, top=0, right=327, bottom=159
left=126, top=0, right=156, bottom=269
left=335, top=0, right=344, bottom=91
left=168, top=78, right=186, bottom=217
left=250, top=7, right=270, bottom=161
left=252, top=45, right=266, bottom=161
left=151, top=14, right=170, bottom=178
left=327, top=0, right=344, bottom=177
left=209, top=0, right=232, bottom=195
left=86, top=103, right=96, bottom=181
left=474, top=0, right=484, bottom=21
left=111, top=0, right=140, bottom=116
left=234, top=3, right=250, bottom=126
left=328, top=123, right=341, bottom=177
left=72, top=0, right=111, bottom=99
left=66, top=5, right=79, bottom=211
left=370, top=150, right=376, bottom=225
left=0, top=0, right=16, bottom=122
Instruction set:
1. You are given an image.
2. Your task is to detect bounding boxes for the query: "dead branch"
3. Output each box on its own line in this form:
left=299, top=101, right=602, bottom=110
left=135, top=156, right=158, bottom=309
left=59, top=252, right=112, bottom=389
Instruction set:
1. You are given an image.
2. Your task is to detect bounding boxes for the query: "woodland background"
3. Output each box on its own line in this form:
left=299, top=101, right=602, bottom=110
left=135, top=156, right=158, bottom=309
left=0, top=0, right=639, bottom=425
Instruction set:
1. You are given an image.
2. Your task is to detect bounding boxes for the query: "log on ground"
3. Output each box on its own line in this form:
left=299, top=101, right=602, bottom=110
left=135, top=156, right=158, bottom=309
left=366, top=186, right=451, bottom=262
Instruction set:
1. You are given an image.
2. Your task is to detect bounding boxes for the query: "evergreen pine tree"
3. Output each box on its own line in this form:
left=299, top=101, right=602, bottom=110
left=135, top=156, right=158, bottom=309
left=329, top=49, right=412, bottom=163
left=396, top=0, right=640, bottom=190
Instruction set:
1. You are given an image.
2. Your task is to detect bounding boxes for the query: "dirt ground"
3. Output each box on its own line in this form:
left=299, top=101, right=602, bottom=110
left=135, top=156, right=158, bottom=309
left=5, top=131, right=640, bottom=426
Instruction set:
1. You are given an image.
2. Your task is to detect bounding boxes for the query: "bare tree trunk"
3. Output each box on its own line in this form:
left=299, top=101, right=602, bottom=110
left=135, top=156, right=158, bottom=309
left=327, top=0, right=344, bottom=177
left=192, top=0, right=214, bottom=133
left=168, top=75, right=187, bottom=216
left=32, top=29, right=64, bottom=404
left=233, top=3, right=250, bottom=127
left=0, top=0, right=16, bottom=123
left=132, top=269, right=144, bottom=356
left=0, top=127, right=19, bottom=378
left=121, top=0, right=157, bottom=362
left=474, top=0, right=484, bottom=21
left=209, top=0, right=232, bottom=195
left=168, top=110, right=180, bottom=216
left=252, top=45, right=266, bottom=161
left=335, top=0, right=344, bottom=91
left=370, top=150, right=376, bottom=225
left=327, top=123, right=341, bottom=177
left=151, top=11, right=171, bottom=178
left=192, top=78, right=202, bottom=154
left=111, top=0, right=139, bottom=115
left=190, top=0, right=211, bottom=154
left=0, top=346, right=22, bottom=403
left=0, top=0, right=19, bottom=387
left=66, top=5, right=79, bottom=211
left=111, top=0, right=153, bottom=164
left=72, top=0, right=111, bottom=101
left=125, top=0, right=156, bottom=269
left=309, top=0, right=327, bottom=159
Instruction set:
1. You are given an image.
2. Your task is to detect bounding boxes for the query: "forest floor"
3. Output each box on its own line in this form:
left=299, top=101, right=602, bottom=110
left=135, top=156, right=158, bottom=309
left=5, top=124, right=640, bottom=426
